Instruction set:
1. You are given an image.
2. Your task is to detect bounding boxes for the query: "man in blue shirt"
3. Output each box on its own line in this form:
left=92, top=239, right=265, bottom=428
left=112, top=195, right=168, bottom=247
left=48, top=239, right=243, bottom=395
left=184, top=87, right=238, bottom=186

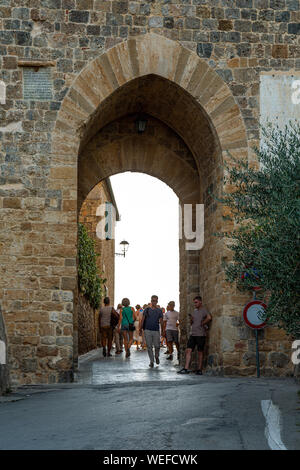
left=140, top=295, right=163, bottom=368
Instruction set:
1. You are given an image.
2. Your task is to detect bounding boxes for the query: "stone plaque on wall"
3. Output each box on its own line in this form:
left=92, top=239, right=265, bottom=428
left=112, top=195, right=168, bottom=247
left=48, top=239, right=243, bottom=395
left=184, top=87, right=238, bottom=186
left=260, top=73, right=300, bottom=132
left=23, top=67, right=53, bottom=100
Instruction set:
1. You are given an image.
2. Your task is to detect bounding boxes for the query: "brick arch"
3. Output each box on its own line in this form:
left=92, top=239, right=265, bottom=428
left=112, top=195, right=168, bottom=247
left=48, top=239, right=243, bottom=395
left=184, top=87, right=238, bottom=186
left=52, top=32, right=248, bottom=165
left=49, top=33, right=249, bottom=378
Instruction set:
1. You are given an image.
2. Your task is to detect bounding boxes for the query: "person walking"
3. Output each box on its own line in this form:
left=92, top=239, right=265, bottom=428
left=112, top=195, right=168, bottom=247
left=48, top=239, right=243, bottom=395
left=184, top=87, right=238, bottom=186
left=160, top=306, right=166, bottom=348
left=99, top=297, right=119, bottom=358
left=113, top=303, right=123, bottom=354
left=163, top=301, right=180, bottom=361
left=117, top=298, right=136, bottom=358
left=177, top=296, right=212, bottom=375
left=133, top=305, right=143, bottom=350
left=140, top=295, right=163, bottom=368
left=141, top=304, right=148, bottom=349
left=163, top=304, right=171, bottom=354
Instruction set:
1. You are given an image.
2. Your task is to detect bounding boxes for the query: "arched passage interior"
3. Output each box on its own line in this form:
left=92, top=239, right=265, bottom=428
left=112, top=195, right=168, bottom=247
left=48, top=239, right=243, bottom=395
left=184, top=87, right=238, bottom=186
left=76, top=75, right=223, bottom=366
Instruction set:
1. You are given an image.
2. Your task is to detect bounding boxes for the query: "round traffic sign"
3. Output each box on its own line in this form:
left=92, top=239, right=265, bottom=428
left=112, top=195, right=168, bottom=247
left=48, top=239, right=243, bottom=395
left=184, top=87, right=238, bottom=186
left=243, top=300, right=267, bottom=329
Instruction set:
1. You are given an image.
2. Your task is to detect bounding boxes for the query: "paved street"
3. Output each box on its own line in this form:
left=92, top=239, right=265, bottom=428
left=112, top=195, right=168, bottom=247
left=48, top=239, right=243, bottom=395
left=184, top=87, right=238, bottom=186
left=0, top=347, right=299, bottom=450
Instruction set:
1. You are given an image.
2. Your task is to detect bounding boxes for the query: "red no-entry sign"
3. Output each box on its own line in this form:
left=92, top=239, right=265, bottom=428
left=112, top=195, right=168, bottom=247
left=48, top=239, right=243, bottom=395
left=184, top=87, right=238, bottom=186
left=243, top=300, right=267, bottom=330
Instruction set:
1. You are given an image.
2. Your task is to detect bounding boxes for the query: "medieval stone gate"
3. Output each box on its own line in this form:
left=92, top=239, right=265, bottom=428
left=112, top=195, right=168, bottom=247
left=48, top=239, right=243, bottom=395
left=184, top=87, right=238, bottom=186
left=54, top=33, right=253, bottom=382
left=1, top=1, right=297, bottom=386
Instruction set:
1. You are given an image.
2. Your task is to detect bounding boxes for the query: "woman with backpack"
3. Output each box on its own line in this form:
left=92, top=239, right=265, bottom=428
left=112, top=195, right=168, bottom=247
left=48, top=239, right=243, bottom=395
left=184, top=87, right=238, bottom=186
left=117, top=298, right=136, bottom=358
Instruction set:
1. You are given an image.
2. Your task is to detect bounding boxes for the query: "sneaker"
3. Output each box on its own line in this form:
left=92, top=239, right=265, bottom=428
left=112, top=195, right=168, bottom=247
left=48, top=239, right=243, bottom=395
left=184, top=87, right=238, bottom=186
left=195, top=369, right=203, bottom=375
left=103, top=347, right=106, bottom=357
left=149, top=362, right=154, bottom=368
left=155, top=356, right=160, bottom=365
left=177, top=368, right=189, bottom=374
left=166, top=355, right=173, bottom=361
left=125, top=349, right=130, bottom=358
left=107, top=352, right=112, bottom=357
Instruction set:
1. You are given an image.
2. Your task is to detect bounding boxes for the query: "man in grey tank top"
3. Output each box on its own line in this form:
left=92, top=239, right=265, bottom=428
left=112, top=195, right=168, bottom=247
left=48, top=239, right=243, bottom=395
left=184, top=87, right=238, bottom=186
left=99, top=297, right=118, bottom=357
left=178, top=295, right=212, bottom=375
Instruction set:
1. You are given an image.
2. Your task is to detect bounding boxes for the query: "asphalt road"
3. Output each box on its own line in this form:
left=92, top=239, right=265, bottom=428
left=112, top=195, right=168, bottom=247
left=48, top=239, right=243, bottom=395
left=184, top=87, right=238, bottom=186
left=0, top=348, right=299, bottom=450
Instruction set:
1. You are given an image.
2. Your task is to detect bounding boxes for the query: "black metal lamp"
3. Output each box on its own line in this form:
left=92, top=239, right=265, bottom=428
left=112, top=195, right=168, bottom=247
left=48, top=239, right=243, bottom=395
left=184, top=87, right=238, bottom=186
left=135, top=113, right=147, bottom=133
left=115, top=240, right=129, bottom=257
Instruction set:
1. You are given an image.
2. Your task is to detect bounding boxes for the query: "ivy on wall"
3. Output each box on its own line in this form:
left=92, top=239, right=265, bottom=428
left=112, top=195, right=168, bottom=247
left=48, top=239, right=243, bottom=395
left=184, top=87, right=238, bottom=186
left=78, top=223, right=106, bottom=310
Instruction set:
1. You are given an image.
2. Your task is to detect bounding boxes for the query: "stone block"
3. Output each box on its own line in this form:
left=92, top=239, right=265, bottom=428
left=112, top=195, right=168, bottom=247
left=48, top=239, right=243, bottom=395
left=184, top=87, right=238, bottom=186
left=69, top=10, right=89, bottom=23
left=2, top=56, right=17, bottom=69
left=149, top=16, right=163, bottom=28
left=21, top=358, right=37, bottom=372
left=50, top=167, right=77, bottom=180
left=288, top=23, right=300, bottom=34
left=23, top=336, right=39, bottom=346
left=272, top=44, right=288, bottom=58
left=186, top=17, right=200, bottom=29
left=37, top=346, right=58, bottom=357
left=61, top=277, right=76, bottom=290
left=218, top=19, right=233, bottom=30
left=196, top=7, right=211, bottom=18
left=62, top=313, right=73, bottom=323
left=237, top=0, right=253, bottom=7
left=243, top=351, right=265, bottom=366
left=76, top=0, right=93, bottom=9
left=268, top=352, right=290, bottom=368
left=164, top=17, right=174, bottom=29
left=197, top=42, right=213, bottom=58
left=15, top=31, right=31, bottom=46
left=223, top=352, right=241, bottom=366
left=275, top=11, right=290, bottom=22
left=41, top=336, right=56, bottom=345
left=112, top=1, right=128, bottom=14
left=286, top=0, right=299, bottom=10
left=58, top=369, right=74, bottom=383
left=56, top=336, right=73, bottom=346
left=270, top=0, right=286, bottom=8
left=3, top=197, right=21, bottom=209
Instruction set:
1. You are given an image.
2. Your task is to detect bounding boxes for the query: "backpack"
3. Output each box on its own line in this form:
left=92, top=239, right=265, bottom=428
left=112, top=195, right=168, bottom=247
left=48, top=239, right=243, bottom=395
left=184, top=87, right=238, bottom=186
left=110, top=308, right=119, bottom=329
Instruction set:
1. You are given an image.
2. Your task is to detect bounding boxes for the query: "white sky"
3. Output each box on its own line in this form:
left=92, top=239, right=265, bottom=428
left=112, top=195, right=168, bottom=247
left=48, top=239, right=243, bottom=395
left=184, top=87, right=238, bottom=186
left=110, top=172, right=179, bottom=311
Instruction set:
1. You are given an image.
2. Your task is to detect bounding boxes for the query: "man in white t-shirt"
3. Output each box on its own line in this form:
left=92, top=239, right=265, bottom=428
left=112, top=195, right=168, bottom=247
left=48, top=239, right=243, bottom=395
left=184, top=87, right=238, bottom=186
left=163, top=301, right=179, bottom=361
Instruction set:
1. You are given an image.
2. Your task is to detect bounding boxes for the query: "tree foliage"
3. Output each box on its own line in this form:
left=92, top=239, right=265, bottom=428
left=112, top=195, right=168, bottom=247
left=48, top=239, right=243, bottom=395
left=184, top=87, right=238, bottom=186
left=218, top=123, right=300, bottom=339
left=78, top=223, right=106, bottom=310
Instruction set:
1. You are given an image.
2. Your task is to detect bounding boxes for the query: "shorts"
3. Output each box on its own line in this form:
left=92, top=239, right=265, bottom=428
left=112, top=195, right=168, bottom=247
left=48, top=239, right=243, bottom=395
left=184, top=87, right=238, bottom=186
left=100, top=326, right=113, bottom=344
left=187, top=335, right=206, bottom=352
left=166, top=329, right=179, bottom=343
left=121, top=325, right=129, bottom=331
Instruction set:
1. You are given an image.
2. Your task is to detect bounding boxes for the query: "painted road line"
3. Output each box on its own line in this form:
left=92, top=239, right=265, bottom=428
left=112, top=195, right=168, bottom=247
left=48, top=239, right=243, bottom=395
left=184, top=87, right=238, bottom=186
left=261, top=399, right=287, bottom=450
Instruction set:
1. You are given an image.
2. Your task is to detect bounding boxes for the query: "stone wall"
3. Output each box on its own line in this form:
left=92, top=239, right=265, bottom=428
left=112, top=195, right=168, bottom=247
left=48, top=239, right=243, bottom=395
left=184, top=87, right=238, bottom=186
left=0, top=0, right=298, bottom=384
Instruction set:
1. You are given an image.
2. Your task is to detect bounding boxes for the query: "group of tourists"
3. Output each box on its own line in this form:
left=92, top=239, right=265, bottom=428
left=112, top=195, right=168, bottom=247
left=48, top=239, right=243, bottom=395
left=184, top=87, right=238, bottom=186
left=99, top=294, right=212, bottom=375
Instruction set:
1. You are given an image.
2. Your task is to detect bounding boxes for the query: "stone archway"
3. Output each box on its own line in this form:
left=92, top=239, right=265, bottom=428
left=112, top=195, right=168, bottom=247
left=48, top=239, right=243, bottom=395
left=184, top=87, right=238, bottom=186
left=50, top=33, right=248, bottom=377
left=0, top=33, right=252, bottom=386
